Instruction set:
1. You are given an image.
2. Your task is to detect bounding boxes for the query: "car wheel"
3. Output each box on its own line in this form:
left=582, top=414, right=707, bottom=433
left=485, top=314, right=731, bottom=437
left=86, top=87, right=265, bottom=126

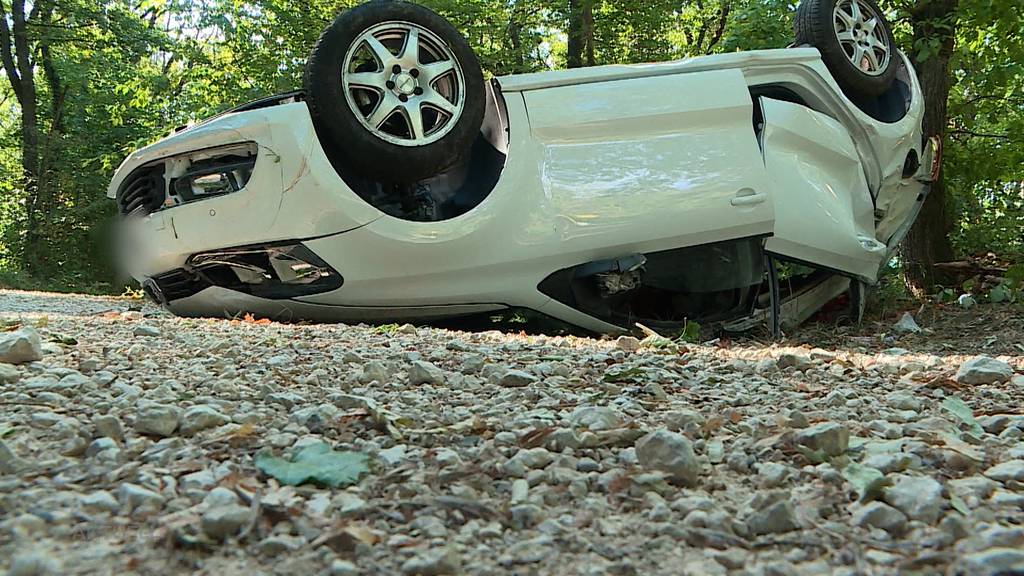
left=795, top=0, right=898, bottom=97
left=304, top=1, right=486, bottom=183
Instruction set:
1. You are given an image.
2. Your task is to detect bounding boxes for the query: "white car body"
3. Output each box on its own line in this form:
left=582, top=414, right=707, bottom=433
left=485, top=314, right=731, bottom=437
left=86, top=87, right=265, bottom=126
left=109, top=47, right=933, bottom=333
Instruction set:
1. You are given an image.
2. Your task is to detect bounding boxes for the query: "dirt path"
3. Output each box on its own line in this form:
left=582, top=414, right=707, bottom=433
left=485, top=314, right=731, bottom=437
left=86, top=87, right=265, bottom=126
left=1, top=290, right=1022, bottom=575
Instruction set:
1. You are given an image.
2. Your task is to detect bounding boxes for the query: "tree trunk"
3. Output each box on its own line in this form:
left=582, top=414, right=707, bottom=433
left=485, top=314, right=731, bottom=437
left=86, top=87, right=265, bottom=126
left=567, top=0, right=594, bottom=68
left=900, top=0, right=958, bottom=293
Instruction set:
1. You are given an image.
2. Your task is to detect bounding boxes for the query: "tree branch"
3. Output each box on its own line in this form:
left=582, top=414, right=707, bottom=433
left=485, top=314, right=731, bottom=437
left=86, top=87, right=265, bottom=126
left=0, top=0, right=24, bottom=103
left=948, top=128, right=1012, bottom=140
left=704, top=1, right=731, bottom=54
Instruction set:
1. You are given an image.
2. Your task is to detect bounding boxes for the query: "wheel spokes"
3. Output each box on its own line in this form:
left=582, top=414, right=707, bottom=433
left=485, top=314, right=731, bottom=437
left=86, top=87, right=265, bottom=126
left=421, top=60, right=456, bottom=84
left=400, top=28, right=420, bottom=67
left=346, top=71, right=388, bottom=90
left=400, top=102, right=426, bottom=140
left=363, top=35, right=395, bottom=69
left=367, top=94, right=401, bottom=128
left=422, top=90, right=457, bottom=116
left=342, top=21, right=465, bottom=146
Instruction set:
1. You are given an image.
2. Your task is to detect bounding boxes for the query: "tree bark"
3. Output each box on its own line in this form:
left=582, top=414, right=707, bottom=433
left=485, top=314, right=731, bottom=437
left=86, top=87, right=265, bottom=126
left=900, top=0, right=958, bottom=293
left=567, top=0, right=594, bottom=68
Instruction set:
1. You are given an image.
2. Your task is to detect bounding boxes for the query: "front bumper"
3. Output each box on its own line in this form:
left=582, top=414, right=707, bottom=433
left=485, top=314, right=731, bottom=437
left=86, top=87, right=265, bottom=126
left=109, top=102, right=383, bottom=280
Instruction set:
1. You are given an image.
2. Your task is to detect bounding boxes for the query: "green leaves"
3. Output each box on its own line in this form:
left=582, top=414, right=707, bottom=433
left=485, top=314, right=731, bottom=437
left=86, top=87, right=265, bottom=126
left=941, top=396, right=984, bottom=437
left=841, top=462, right=891, bottom=502
left=256, top=443, right=369, bottom=488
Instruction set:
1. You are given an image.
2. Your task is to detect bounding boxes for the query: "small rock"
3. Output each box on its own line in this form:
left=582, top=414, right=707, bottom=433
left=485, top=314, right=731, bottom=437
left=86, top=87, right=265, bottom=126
left=777, top=353, right=813, bottom=370
left=0, top=440, right=27, bottom=475
left=569, top=406, right=625, bottom=431
left=508, top=448, right=554, bottom=472
left=794, top=422, right=849, bottom=456
left=0, top=327, right=43, bottom=364
left=886, top=391, right=923, bottom=412
left=635, top=429, right=700, bottom=486
left=0, top=363, right=20, bottom=383
left=201, top=504, right=253, bottom=540
left=118, top=483, right=165, bottom=513
left=93, top=415, right=124, bottom=441
left=883, top=475, right=944, bottom=524
left=258, top=535, right=301, bottom=556
left=134, top=404, right=180, bottom=437
left=329, top=559, right=360, bottom=576
left=359, top=361, right=390, bottom=384
left=498, top=369, right=537, bottom=388
left=80, top=491, right=120, bottom=514
left=86, top=437, right=119, bottom=458
left=401, top=547, right=460, bottom=575
left=616, top=336, right=642, bottom=353
left=203, top=487, right=240, bottom=508
left=957, top=294, right=977, bottom=309
left=852, top=501, right=907, bottom=535
left=747, top=500, right=799, bottom=535
left=958, top=548, right=1024, bottom=576
left=984, top=460, right=1024, bottom=483
left=133, top=325, right=160, bottom=337
left=956, top=356, right=1014, bottom=385
left=180, top=405, right=230, bottom=435
left=757, top=462, right=790, bottom=488
left=510, top=479, right=529, bottom=504
left=893, top=312, right=922, bottom=334
left=408, top=361, right=445, bottom=386
left=8, top=551, right=59, bottom=576
left=510, top=504, right=545, bottom=529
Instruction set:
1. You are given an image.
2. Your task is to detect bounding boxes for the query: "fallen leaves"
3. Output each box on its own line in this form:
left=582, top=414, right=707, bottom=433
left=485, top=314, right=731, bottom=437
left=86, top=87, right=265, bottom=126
left=255, top=443, right=369, bottom=488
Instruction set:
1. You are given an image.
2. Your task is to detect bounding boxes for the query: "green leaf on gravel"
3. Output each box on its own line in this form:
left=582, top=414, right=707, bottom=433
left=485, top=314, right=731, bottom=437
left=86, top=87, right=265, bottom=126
left=949, top=492, right=970, bottom=516
left=603, top=367, right=645, bottom=383
left=796, top=445, right=829, bottom=465
left=256, top=443, right=369, bottom=488
left=941, top=397, right=984, bottom=437
left=841, top=462, right=890, bottom=502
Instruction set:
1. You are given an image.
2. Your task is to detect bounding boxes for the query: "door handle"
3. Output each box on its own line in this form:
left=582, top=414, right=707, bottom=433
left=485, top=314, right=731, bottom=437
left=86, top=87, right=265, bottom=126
left=731, top=189, right=766, bottom=207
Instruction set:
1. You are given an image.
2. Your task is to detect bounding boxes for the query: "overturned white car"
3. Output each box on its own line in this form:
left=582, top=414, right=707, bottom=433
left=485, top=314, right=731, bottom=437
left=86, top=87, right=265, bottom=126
left=110, top=0, right=938, bottom=335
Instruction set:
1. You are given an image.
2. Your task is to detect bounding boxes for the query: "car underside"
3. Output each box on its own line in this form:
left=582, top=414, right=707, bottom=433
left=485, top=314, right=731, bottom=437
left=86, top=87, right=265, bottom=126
left=108, top=0, right=938, bottom=336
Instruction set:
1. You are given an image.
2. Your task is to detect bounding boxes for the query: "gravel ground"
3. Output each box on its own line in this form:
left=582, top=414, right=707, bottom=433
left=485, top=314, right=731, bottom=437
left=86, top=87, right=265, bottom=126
left=1, top=289, right=1022, bottom=576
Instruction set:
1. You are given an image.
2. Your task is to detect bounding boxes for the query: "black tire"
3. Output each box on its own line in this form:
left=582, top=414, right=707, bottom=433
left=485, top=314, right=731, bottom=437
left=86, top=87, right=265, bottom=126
left=795, top=0, right=898, bottom=97
left=305, top=1, right=485, bottom=183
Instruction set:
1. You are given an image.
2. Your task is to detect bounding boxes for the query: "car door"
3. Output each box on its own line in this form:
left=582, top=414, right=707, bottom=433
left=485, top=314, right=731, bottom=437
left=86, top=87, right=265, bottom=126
left=517, top=68, right=776, bottom=254
left=759, top=97, right=887, bottom=281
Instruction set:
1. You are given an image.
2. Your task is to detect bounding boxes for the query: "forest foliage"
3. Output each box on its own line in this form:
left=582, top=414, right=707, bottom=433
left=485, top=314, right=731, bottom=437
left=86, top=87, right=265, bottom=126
left=0, top=0, right=1022, bottom=293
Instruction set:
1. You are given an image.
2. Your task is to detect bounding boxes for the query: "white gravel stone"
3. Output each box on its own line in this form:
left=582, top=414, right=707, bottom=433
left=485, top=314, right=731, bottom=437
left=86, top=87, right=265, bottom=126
left=134, top=404, right=180, bottom=437
left=635, top=429, right=700, bottom=486
left=852, top=501, right=907, bottom=535
left=747, top=500, right=799, bottom=535
left=569, top=406, right=625, bottom=431
left=956, top=356, right=1015, bottom=385
left=201, top=504, right=253, bottom=540
left=616, top=336, right=641, bottom=353
left=133, top=325, right=161, bottom=337
left=883, top=475, right=944, bottom=524
left=498, top=369, right=537, bottom=388
left=0, top=327, right=43, bottom=364
left=180, top=405, right=230, bottom=435
left=958, top=548, right=1024, bottom=576
left=794, top=422, right=850, bottom=456
left=0, top=362, right=20, bottom=383
left=118, top=483, right=165, bottom=513
left=984, top=460, right=1024, bottom=483
left=80, top=490, right=120, bottom=514
left=408, top=360, right=445, bottom=386
left=401, top=547, right=460, bottom=575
